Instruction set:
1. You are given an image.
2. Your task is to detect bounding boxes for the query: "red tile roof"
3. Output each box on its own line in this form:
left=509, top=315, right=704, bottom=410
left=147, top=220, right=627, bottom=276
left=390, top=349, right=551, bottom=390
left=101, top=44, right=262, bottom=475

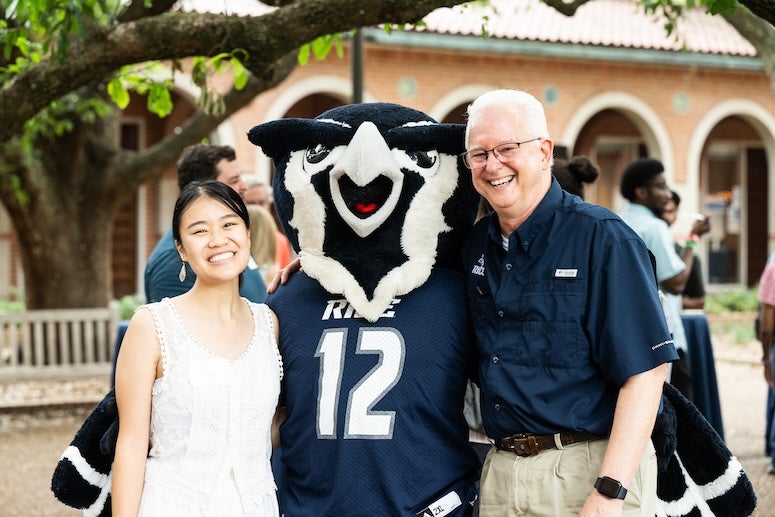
left=184, top=0, right=756, bottom=57
left=418, top=0, right=756, bottom=56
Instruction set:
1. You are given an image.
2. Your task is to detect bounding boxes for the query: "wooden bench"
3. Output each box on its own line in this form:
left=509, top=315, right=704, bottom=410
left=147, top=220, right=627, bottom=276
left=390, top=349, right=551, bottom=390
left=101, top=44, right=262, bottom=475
left=0, top=304, right=119, bottom=377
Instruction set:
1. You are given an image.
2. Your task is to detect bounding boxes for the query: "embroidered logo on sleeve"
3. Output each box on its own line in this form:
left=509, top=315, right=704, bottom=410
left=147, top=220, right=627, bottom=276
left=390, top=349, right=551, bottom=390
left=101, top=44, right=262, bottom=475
left=471, top=255, right=485, bottom=277
left=554, top=268, right=578, bottom=278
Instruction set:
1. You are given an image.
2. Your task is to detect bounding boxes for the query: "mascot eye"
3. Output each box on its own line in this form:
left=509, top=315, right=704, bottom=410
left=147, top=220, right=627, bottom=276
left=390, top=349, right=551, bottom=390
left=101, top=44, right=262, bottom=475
left=392, top=148, right=441, bottom=178
left=306, top=144, right=332, bottom=164
left=408, top=150, right=437, bottom=169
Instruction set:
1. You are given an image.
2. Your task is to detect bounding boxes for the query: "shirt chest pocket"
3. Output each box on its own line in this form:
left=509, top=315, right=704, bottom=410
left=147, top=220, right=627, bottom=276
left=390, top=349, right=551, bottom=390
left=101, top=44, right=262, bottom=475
left=510, top=277, right=588, bottom=369
left=519, top=277, right=586, bottom=321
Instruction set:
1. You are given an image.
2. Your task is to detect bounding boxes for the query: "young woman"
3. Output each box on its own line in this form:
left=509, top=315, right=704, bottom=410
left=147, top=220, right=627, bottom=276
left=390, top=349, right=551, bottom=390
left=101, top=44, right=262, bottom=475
left=112, top=180, right=283, bottom=516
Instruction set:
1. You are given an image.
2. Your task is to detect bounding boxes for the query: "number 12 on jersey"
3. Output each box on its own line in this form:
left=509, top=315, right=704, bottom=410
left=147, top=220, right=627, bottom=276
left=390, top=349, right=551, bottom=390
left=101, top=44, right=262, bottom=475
left=315, top=328, right=406, bottom=439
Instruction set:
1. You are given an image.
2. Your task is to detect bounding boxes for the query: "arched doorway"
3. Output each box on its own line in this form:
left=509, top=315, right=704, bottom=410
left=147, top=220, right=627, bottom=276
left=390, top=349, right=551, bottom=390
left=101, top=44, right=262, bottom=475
left=701, top=116, right=767, bottom=286
left=572, top=109, right=649, bottom=212
left=283, top=93, right=344, bottom=119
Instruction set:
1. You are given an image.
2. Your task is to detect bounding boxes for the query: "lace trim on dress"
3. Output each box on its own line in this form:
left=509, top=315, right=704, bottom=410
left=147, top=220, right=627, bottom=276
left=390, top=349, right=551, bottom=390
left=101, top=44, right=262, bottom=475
left=166, top=297, right=256, bottom=362
left=261, top=304, right=284, bottom=382
left=145, top=302, right=169, bottom=395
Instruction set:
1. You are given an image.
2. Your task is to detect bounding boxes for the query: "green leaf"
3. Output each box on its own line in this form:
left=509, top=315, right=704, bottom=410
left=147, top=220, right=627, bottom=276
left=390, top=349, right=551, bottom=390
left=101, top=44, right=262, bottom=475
left=311, top=35, right=334, bottom=60
left=147, top=84, right=172, bottom=118
left=209, top=52, right=231, bottom=73
left=107, top=78, right=130, bottom=109
left=335, top=34, right=344, bottom=58
left=707, top=0, right=737, bottom=16
left=191, top=56, right=208, bottom=87
left=231, top=57, right=248, bottom=90
left=14, top=36, right=30, bottom=57
left=298, top=43, right=311, bottom=65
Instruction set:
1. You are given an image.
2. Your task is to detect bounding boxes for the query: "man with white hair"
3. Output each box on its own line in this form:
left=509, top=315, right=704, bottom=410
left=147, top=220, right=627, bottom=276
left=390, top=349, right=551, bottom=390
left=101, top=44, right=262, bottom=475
left=460, top=89, right=677, bottom=516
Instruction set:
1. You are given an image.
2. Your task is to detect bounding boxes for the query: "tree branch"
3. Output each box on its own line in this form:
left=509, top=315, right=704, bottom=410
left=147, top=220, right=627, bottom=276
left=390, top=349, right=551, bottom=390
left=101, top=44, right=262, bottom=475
left=111, top=51, right=299, bottom=196
left=724, top=5, right=775, bottom=90
left=0, top=0, right=463, bottom=143
left=738, top=0, right=775, bottom=27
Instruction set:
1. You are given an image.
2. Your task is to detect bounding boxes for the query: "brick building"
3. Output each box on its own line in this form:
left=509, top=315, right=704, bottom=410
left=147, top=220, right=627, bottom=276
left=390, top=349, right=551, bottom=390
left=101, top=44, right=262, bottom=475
left=3, top=0, right=773, bottom=300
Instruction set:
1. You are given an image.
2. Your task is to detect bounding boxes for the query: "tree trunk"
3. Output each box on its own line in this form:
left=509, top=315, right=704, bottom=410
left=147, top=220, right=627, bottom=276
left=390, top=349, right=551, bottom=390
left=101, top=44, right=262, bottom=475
left=0, top=112, right=122, bottom=309
left=18, top=199, right=115, bottom=309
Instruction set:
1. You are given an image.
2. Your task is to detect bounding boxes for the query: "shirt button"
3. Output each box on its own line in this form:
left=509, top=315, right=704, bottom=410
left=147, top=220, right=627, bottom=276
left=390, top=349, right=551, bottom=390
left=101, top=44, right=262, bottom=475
left=492, top=356, right=499, bottom=364
left=494, top=403, right=501, bottom=411
left=522, top=240, right=529, bottom=247
left=505, top=263, right=512, bottom=271
left=498, top=310, right=504, bottom=318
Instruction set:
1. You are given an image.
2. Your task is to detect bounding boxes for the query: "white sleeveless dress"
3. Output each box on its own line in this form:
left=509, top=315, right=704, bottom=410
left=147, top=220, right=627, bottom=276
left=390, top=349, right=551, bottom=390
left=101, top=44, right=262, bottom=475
left=137, top=298, right=283, bottom=517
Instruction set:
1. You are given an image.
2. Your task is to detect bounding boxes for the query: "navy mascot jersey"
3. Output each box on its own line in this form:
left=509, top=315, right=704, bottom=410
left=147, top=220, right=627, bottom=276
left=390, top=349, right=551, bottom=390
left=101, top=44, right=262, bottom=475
left=267, top=270, right=479, bottom=516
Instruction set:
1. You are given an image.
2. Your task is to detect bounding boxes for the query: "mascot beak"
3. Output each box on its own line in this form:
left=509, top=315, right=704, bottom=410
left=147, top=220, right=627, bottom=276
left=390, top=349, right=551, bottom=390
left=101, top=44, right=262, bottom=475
left=329, top=122, right=404, bottom=238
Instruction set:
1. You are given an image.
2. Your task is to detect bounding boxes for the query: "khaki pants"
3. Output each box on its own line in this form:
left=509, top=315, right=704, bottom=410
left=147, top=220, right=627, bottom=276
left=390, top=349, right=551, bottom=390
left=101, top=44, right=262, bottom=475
left=479, top=438, right=657, bottom=517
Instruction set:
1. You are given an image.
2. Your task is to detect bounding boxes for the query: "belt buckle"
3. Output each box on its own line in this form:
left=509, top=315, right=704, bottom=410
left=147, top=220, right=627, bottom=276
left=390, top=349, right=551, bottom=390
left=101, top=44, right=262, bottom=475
left=510, top=433, right=536, bottom=456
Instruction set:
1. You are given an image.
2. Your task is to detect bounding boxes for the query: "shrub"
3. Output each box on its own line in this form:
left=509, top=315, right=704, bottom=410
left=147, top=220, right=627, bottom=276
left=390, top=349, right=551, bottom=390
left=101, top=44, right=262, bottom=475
left=117, top=294, right=144, bottom=320
left=705, top=286, right=759, bottom=314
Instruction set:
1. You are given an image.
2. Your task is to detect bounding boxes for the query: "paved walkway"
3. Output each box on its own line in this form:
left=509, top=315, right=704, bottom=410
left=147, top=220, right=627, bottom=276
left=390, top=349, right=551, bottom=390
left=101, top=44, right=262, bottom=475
left=1, top=335, right=773, bottom=516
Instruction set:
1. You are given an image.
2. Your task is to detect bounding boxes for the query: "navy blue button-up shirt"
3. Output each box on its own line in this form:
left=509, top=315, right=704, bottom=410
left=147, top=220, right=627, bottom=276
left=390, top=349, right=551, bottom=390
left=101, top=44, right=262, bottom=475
left=461, top=180, right=678, bottom=438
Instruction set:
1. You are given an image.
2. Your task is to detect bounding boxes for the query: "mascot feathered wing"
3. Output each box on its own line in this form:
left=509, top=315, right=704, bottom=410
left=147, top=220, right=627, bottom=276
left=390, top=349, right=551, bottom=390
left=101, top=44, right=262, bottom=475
left=653, top=383, right=757, bottom=516
left=51, top=388, right=117, bottom=517
left=249, top=102, right=479, bottom=322
left=249, top=103, right=482, bottom=516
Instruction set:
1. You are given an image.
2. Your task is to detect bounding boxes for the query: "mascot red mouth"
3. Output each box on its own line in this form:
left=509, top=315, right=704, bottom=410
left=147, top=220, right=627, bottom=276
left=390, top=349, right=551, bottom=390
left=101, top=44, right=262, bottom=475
left=355, top=203, right=378, bottom=214
left=339, top=175, right=392, bottom=219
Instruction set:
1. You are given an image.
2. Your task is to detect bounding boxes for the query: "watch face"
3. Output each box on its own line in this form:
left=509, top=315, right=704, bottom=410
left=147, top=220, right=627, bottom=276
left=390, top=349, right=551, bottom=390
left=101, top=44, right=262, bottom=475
left=595, top=476, right=625, bottom=498
left=598, top=477, right=619, bottom=495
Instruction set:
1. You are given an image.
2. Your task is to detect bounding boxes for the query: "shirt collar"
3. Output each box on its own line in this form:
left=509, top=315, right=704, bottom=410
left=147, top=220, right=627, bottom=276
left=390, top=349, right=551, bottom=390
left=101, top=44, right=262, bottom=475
left=486, top=178, right=562, bottom=254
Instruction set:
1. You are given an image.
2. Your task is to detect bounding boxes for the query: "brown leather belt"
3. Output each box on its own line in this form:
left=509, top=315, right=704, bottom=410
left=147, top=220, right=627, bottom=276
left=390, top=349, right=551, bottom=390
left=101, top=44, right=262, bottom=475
left=494, top=431, right=604, bottom=456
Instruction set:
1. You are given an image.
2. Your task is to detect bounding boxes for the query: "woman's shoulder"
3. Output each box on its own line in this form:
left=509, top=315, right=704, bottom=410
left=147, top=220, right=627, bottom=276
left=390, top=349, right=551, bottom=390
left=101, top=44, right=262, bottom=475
left=125, top=303, right=156, bottom=333
left=127, top=297, right=178, bottom=335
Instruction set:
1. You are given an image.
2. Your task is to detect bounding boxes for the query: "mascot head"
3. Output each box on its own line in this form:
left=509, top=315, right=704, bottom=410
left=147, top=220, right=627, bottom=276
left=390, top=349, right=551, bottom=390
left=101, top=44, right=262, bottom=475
left=248, top=103, right=478, bottom=321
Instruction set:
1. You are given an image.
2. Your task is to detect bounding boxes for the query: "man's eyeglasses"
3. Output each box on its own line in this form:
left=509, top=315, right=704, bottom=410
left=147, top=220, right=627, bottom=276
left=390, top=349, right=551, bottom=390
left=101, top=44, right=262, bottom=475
left=461, top=138, right=543, bottom=170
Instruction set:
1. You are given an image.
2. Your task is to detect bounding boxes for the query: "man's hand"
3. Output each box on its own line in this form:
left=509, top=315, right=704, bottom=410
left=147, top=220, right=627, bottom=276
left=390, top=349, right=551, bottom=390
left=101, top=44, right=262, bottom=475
left=266, top=257, right=302, bottom=293
left=764, top=359, right=774, bottom=389
left=689, top=215, right=711, bottom=238
left=578, top=489, right=624, bottom=517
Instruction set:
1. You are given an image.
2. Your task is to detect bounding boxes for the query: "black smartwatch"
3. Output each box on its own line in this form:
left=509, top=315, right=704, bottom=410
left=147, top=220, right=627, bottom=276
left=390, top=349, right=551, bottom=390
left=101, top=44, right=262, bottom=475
left=594, top=476, right=627, bottom=500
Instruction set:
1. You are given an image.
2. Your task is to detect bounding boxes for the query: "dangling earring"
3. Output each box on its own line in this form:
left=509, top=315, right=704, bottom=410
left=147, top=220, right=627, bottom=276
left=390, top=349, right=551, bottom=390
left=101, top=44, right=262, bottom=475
left=179, top=262, right=187, bottom=282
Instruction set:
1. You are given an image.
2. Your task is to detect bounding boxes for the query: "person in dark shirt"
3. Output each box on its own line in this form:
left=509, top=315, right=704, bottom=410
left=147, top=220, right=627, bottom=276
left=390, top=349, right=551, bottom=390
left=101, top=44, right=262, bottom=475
left=460, top=89, right=677, bottom=516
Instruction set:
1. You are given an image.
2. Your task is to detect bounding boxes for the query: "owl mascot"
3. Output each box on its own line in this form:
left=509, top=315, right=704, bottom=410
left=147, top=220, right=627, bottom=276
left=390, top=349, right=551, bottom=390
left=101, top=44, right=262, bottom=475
left=248, top=103, right=481, bottom=516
